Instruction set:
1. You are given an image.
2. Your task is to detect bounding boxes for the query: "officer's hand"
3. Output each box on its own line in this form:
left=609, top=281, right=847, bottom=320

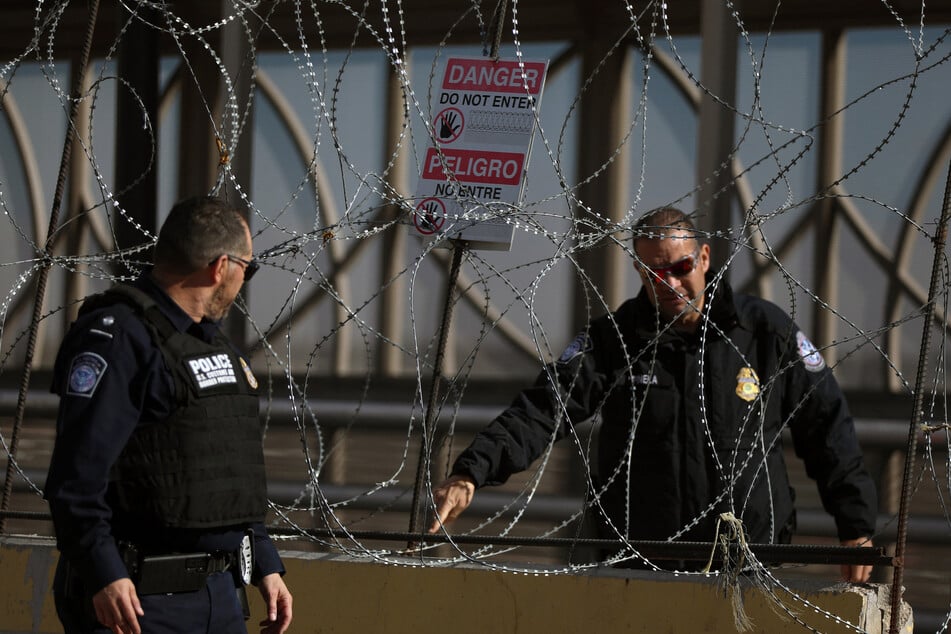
left=258, top=572, right=293, bottom=634
left=840, top=536, right=874, bottom=583
left=428, top=474, right=476, bottom=533
left=92, top=577, right=144, bottom=634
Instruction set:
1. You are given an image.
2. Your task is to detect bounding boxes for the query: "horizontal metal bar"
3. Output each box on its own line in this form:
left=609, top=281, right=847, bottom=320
left=0, top=506, right=889, bottom=566
left=8, top=473, right=951, bottom=545
left=1, top=389, right=945, bottom=445
left=268, top=526, right=893, bottom=566
left=0, top=510, right=48, bottom=521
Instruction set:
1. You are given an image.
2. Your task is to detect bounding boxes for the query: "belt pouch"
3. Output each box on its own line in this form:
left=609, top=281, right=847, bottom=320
left=136, top=553, right=212, bottom=595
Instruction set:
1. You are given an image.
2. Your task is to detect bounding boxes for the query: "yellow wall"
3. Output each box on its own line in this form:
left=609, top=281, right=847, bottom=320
left=1, top=537, right=911, bottom=634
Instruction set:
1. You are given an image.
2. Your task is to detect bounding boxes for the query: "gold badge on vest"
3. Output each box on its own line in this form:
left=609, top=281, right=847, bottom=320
left=735, top=367, right=760, bottom=402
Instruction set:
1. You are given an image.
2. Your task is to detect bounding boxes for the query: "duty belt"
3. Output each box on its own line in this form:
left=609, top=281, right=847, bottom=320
left=120, top=542, right=239, bottom=595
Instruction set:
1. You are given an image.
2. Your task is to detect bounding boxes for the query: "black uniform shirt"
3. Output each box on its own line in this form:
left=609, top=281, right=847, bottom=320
left=452, top=275, right=877, bottom=545
left=45, top=272, right=284, bottom=594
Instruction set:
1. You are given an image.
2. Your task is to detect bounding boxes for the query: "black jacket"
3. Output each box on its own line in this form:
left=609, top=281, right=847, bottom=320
left=452, top=276, right=877, bottom=545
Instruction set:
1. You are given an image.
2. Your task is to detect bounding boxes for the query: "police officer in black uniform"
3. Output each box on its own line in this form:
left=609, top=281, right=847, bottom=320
left=429, top=206, right=877, bottom=583
left=45, top=196, right=293, bottom=634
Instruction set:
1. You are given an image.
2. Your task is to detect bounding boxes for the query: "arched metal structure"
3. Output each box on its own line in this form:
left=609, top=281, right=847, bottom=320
left=3, top=1, right=949, bottom=387
left=3, top=2, right=951, bottom=629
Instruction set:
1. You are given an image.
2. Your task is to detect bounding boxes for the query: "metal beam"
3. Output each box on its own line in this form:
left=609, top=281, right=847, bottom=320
left=114, top=2, right=159, bottom=274
left=573, top=1, right=632, bottom=330
left=218, top=0, right=257, bottom=345
left=813, top=29, right=846, bottom=364
left=7, top=1, right=951, bottom=59
left=377, top=60, right=411, bottom=376
left=695, top=0, right=740, bottom=272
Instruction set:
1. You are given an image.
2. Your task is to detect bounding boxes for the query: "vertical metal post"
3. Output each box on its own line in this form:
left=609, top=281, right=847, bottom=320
left=407, top=243, right=466, bottom=541
left=407, top=0, right=511, bottom=544
left=218, top=0, right=256, bottom=346
left=888, top=159, right=951, bottom=634
left=114, top=1, right=159, bottom=274
left=64, top=67, right=94, bottom=325
left=695, top=0, right=739, bottom=273
left=176, top=12, right=219, bottom=200
left=378, top=63, right=411, bottom=377
left=0, top=0, right=101, bottom=533
left=813, top=29, right=845, bottom=364
left=217, top=0, right=255, bottom=204
left=572, top=1, right=631, bottom=332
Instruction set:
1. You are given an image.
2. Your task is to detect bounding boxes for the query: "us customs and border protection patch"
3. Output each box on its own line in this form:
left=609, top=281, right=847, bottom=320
left=796, top=331, right=826, bottom=372
left=67, top=352, right=108, bottom=397
left=558, top=332, right=591, bottom=364
left=735, top=367, right=760, bottom=402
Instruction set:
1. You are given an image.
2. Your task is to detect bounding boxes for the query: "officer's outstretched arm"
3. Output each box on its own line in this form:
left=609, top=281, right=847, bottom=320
left=428, top=474, right=476, bottom=533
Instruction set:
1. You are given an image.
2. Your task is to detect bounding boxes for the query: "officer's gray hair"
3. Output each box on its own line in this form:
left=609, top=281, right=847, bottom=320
left=631, top=207, right=700, bottom=255
left=154, top=196, right=248, bottom=274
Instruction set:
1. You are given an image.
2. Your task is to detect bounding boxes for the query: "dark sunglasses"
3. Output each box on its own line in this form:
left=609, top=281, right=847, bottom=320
left=639, top=249, right=699, bottom=282
left=212, top=254, right=260, bottom=281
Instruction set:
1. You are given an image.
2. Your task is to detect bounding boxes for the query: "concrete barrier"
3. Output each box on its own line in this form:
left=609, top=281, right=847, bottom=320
left=0, top=536, right=912, bottom=634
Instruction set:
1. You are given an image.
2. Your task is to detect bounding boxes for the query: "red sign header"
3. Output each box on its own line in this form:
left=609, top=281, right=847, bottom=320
left=442, top=58, right=546, bottom=94
left=423, top=148, right=524, bottom=185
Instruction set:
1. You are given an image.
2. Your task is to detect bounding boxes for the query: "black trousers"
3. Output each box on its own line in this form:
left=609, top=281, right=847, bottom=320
left=53, top=560, right=247, bottom=634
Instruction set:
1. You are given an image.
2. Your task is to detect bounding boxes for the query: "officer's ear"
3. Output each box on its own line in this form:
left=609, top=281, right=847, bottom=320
left=208, top=254, right=229, bottom=285
left=698, top=242, right=711, bottom=274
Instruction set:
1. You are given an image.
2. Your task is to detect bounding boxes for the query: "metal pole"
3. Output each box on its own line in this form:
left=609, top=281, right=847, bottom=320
left=218, top=0, right=256, bottom=348
left=407, top=242, right=466, bottom=542
left=888, top=158, right=951, bottom=633
left=572, top=1, right=631, bottom=332
left=695, top=0, right=740, bottom=273
left=406, top=0, right=509, bottom=545
left=114, top=1, right=158, bottom=275
left=813, top=28, right=845, bottom=365
left=377, top=62, right=411, bottom=377
left=0, top=0, right=101, bottom=533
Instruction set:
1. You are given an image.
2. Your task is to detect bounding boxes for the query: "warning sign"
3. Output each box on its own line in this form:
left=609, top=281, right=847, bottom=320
left=412, top=56, right=549, bottom=250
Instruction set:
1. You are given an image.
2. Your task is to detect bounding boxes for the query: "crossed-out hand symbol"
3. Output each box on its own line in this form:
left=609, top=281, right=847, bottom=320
left=439, top=112, right=460, bottom=141
left=419, top=200, right=442, bottom=231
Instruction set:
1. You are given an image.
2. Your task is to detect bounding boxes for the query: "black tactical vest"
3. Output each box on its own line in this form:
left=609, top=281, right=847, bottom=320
left=80, top=284, right=268, bottom=528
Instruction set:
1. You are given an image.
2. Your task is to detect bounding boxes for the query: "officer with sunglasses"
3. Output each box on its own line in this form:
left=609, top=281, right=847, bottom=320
left=45, top=196, right=292, bottom=634
left=430, top=206, right=877, bottom=583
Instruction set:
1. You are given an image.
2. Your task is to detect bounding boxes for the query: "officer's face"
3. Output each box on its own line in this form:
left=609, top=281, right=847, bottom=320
left=634, top=229, right=710, bottom=330
left=209, top=224, right=253, bottom=321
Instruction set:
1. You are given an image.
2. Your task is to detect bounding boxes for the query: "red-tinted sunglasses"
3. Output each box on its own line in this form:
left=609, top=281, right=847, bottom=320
left=639, top=249, right=699, bottom=282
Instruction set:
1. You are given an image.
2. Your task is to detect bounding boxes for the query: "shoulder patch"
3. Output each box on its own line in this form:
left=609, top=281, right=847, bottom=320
left=796, top=331, right=826, bottom=372
left=558, top=333, right=591, bottom=364
left=67, top=352, right=108, bottom=397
